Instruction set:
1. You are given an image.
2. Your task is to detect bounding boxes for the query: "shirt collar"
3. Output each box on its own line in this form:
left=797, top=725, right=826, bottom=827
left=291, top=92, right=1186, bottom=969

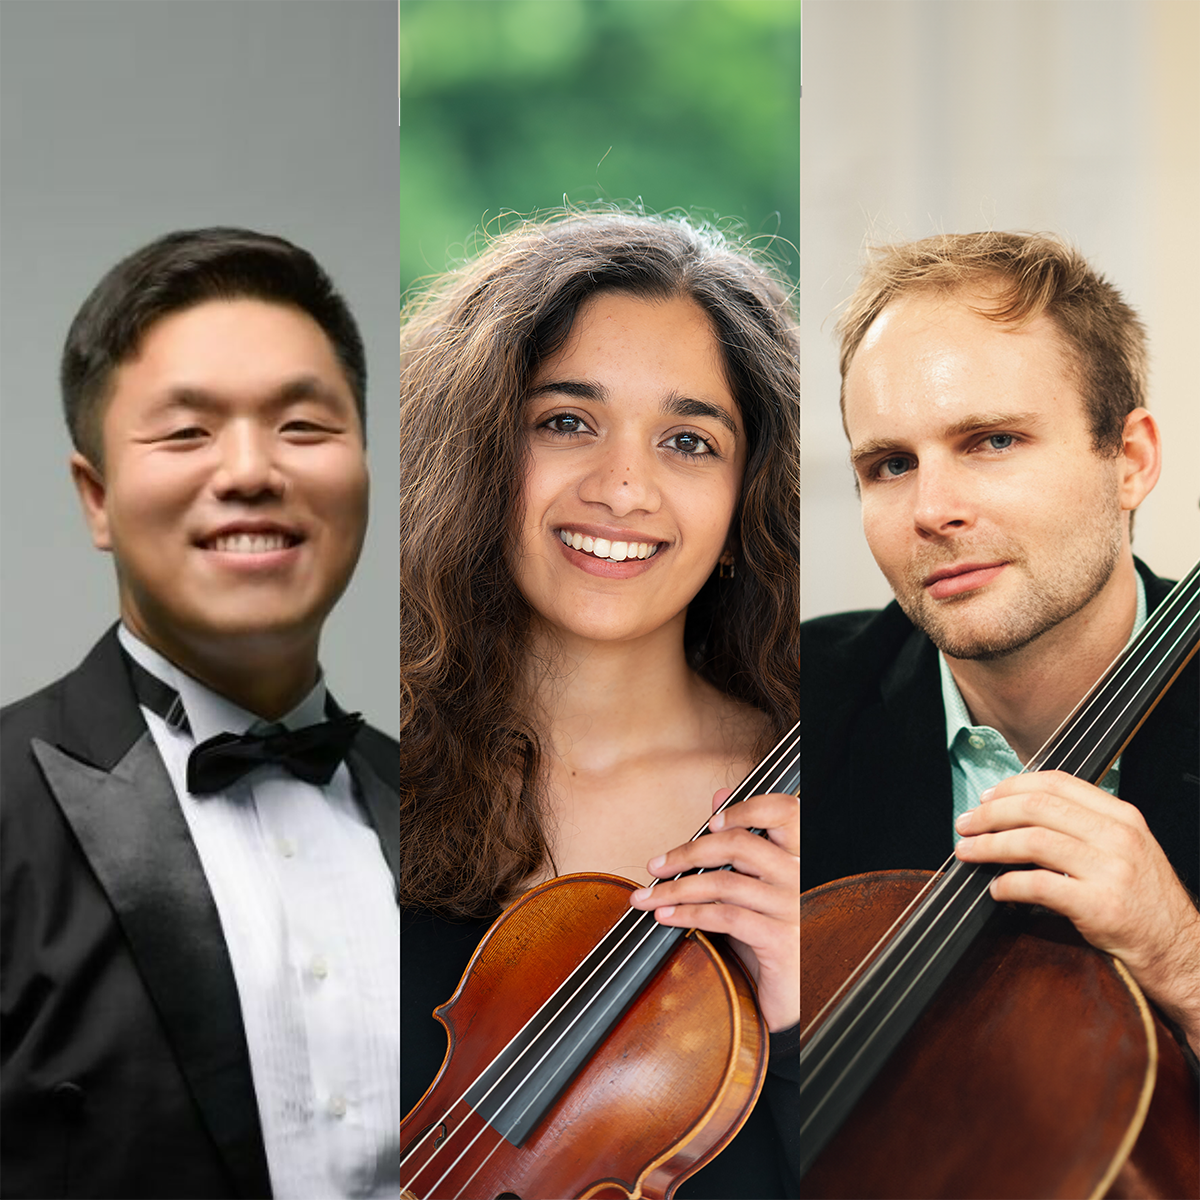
left=940, top=570, right=1149, bottom=751
left=118, top=624, right=328, bottom=744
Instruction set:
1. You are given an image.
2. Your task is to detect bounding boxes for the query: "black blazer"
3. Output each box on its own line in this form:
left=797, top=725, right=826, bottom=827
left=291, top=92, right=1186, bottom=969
left=799, top=561, right=1199, bottom=897
left=0, top=628, right=401, bottom=1200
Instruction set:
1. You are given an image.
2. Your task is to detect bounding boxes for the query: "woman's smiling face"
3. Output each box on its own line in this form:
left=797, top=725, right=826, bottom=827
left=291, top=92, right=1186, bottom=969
left=511, top=290, right=745, bottom=647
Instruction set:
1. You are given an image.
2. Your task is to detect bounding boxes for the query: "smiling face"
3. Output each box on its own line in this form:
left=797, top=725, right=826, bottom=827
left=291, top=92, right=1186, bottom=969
left=512, top=291, right=745, bottom=649
left=73, top=298, right=369, bottom=693
left=843, top=287, right=1143, bottom=661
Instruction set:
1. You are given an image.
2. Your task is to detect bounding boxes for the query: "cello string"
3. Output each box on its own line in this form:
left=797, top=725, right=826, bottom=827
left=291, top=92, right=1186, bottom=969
left=406, top=721, right=801, bottom=1193
left=798, top=866, right=954, bottom=1041
left=800, top=565, right=1199, bottom=1110
left=800, top=867, right=1003, bottom=1137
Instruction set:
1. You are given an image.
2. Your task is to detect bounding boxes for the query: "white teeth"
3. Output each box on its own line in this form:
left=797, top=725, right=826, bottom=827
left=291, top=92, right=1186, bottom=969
left=210, top=533, right=291, bottom=553
left=558, top=530, right=660, bottom=563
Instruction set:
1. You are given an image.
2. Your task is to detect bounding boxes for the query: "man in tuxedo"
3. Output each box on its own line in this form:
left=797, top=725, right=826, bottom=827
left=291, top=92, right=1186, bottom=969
left=1, top=229, right=400, bottom=1198
left=801, top=231, right=1199, bottom=1059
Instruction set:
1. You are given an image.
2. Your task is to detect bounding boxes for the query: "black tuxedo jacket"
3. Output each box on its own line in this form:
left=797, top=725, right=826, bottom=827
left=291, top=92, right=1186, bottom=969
left=0, top=628, right=401, bottom=1200
left=799, top=561, right=1199, bottom=897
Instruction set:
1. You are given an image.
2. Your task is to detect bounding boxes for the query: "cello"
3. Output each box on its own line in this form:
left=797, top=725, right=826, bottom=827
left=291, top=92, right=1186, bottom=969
left=400, top=725, right=802, bottom=1199
left=798, top=559, right=1200, bottom=1197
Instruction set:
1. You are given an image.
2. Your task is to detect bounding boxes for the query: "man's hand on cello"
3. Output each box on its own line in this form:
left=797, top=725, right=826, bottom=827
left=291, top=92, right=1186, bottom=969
left=954, top=769, right=1200, bottom=1054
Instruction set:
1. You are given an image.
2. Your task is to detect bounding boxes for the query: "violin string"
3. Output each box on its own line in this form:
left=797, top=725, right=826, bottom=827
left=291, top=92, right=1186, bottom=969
left=801, top=565, right=1199, bottom=1113
left=405, top=721, right=802, bottom=1195
left=417, top=758, right=801, bottom=1200
left=418, top=724, right=802, bottom=1194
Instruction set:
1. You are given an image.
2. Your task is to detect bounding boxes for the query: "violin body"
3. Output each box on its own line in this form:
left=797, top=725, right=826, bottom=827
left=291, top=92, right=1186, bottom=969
left=401, top=872, right=768, bottom=1200
left=799, top=871, right=1200, bottom=1199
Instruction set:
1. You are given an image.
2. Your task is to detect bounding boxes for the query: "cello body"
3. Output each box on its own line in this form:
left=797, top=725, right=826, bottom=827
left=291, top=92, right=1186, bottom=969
left=401, top=873, right=768, bottom=1200
left=799, top=871, right=1200, bottom=1199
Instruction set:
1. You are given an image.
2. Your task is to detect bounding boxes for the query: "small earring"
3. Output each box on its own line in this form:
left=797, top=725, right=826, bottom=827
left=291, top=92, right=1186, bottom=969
left=719, top=558, right=735, bottom=580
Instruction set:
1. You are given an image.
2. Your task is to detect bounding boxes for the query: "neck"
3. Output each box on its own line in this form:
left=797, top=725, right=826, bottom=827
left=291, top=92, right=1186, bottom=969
left=945, top=557, right=1141, bottom=763
left=127, top=622, right=321, bottom=720
left=523, top=613, right=721, bottom=773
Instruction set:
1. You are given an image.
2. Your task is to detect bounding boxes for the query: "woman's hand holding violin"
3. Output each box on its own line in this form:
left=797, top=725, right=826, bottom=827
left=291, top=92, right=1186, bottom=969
left=629, top=789, right=800, bottom=1033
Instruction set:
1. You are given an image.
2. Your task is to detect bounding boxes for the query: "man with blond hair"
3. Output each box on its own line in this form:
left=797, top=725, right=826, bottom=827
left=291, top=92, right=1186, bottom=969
left=801, top=232, right=1198, bottom=1069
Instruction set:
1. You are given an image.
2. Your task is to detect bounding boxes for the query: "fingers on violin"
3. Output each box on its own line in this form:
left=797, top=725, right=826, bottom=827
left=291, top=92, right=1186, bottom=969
left=646, top=826, right=797, bottom=888
left=630, top=867, right=793, bottom=923
left=710, top=791, right=800, bottom=855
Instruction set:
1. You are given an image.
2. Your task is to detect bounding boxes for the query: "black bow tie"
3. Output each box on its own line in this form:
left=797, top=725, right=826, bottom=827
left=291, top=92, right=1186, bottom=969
left=124, top=652, right=364, bottom=795
left=186, top=714, right=364, bottom=795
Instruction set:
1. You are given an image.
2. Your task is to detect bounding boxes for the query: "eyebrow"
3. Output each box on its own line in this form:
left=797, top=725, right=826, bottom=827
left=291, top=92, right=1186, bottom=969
left=850, top=410, right=1044, bottom=470
left=529, top=378, right=740, bottom=439
left=154, top=376, right=350, bottom=414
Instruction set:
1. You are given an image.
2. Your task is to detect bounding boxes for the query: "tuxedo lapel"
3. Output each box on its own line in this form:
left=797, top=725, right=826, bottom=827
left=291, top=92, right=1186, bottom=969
left=36, top=632, right=272, bottom=1199
left=349, top=745, right=400, bottom=894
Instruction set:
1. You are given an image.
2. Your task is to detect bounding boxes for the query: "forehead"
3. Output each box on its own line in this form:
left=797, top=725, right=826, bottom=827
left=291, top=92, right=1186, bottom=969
left=123, top=298, right=343, bottom=386
left=534, top=291, right=731, bottom=391
left=843, top=289, right=1086, bottom=444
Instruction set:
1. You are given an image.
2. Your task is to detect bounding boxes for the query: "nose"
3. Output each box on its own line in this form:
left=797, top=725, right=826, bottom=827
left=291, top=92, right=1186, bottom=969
left=210, top=423, right=285, bottom=501
left=911, top=456, right=973, bottom=539
left=576, top=435, right=661, bottom=516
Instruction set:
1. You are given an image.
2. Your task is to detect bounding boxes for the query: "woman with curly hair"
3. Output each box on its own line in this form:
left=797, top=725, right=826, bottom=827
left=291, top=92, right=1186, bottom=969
left=400, top=212, right=801, bottom=1197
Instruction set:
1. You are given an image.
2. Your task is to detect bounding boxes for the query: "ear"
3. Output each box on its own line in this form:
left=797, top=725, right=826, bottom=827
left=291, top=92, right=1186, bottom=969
left=1116, top=408, right=1161, bottom=512
left=70, top=452, right=112, bottom=550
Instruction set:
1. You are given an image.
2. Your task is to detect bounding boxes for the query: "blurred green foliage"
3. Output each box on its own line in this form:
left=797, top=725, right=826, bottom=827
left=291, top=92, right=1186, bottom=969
left=400, top=0, right=800, bottom=294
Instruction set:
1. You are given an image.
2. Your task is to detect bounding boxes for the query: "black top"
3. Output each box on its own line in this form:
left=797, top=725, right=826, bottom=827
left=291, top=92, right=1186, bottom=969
left=401, top=906, right=802, bottom=1197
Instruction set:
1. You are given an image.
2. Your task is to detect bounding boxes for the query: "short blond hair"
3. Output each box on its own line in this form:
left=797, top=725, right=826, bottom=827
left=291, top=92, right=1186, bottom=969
left=836, top=231, right=1147, bottom=453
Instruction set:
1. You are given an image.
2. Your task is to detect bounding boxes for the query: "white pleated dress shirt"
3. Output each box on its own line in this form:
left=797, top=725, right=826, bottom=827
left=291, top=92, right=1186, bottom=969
left=119, top=628, right=401, bottom=1199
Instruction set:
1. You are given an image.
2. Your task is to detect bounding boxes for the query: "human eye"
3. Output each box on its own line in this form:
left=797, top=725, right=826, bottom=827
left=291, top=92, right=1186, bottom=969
left=161, top=425, right=208, bottom=443
left=662, top=429, right=717, bottom=458
left=979, top=432, right=1018, bottom=452
left=539, top=411, right=593, bottom=438
left=281, top=418, right=336, bottom=439
left=870, top=454, right=914, bottom=481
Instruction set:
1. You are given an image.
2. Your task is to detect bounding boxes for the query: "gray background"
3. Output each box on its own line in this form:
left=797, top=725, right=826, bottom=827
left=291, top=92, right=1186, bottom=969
left=0, top=0, right=400, bottom=732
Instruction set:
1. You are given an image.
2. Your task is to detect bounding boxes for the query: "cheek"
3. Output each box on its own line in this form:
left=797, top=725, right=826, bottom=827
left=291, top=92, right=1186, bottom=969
left=859, top=495, right=900, bottom=561
left=107, top=472, right=191, bottom=536
left=518, top=452, right=566, bottom=530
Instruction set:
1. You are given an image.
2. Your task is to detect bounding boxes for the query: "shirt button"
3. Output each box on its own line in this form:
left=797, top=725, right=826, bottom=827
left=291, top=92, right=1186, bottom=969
left=276, top=837, right=296, bottom=859
left=310, top=955, right=329, bottom=980
left=968, top=734, right=986, bottom=750
left=328, top=1093, right=347, bottom=1119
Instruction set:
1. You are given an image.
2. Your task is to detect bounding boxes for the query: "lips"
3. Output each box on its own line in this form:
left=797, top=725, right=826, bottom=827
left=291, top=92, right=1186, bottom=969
left=923, top=561, right=1008, bottom=600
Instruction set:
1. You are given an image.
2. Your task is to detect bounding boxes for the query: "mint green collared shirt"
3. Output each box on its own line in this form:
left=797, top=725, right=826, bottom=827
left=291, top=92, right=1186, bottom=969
left=943, top=574, right=1148, bottom=841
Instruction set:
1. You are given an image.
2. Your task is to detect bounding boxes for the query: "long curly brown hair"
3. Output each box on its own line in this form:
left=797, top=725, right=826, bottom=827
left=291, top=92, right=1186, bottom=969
left=400, top=212, right=800, bottom=919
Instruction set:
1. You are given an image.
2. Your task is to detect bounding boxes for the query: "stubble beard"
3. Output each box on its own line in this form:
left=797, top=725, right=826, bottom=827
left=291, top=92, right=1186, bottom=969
left=888, top=497, right=1126, bottom=663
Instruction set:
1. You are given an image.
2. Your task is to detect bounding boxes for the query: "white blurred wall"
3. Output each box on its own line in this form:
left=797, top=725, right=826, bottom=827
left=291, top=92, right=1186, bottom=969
left=801, top=0, right=1200, bottom=618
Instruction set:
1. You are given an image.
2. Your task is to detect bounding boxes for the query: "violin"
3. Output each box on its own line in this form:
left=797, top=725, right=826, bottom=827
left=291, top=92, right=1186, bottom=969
left=400, top=725, right=801, bottom=1199
left=798, top=560, right=1200, bottom=1198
